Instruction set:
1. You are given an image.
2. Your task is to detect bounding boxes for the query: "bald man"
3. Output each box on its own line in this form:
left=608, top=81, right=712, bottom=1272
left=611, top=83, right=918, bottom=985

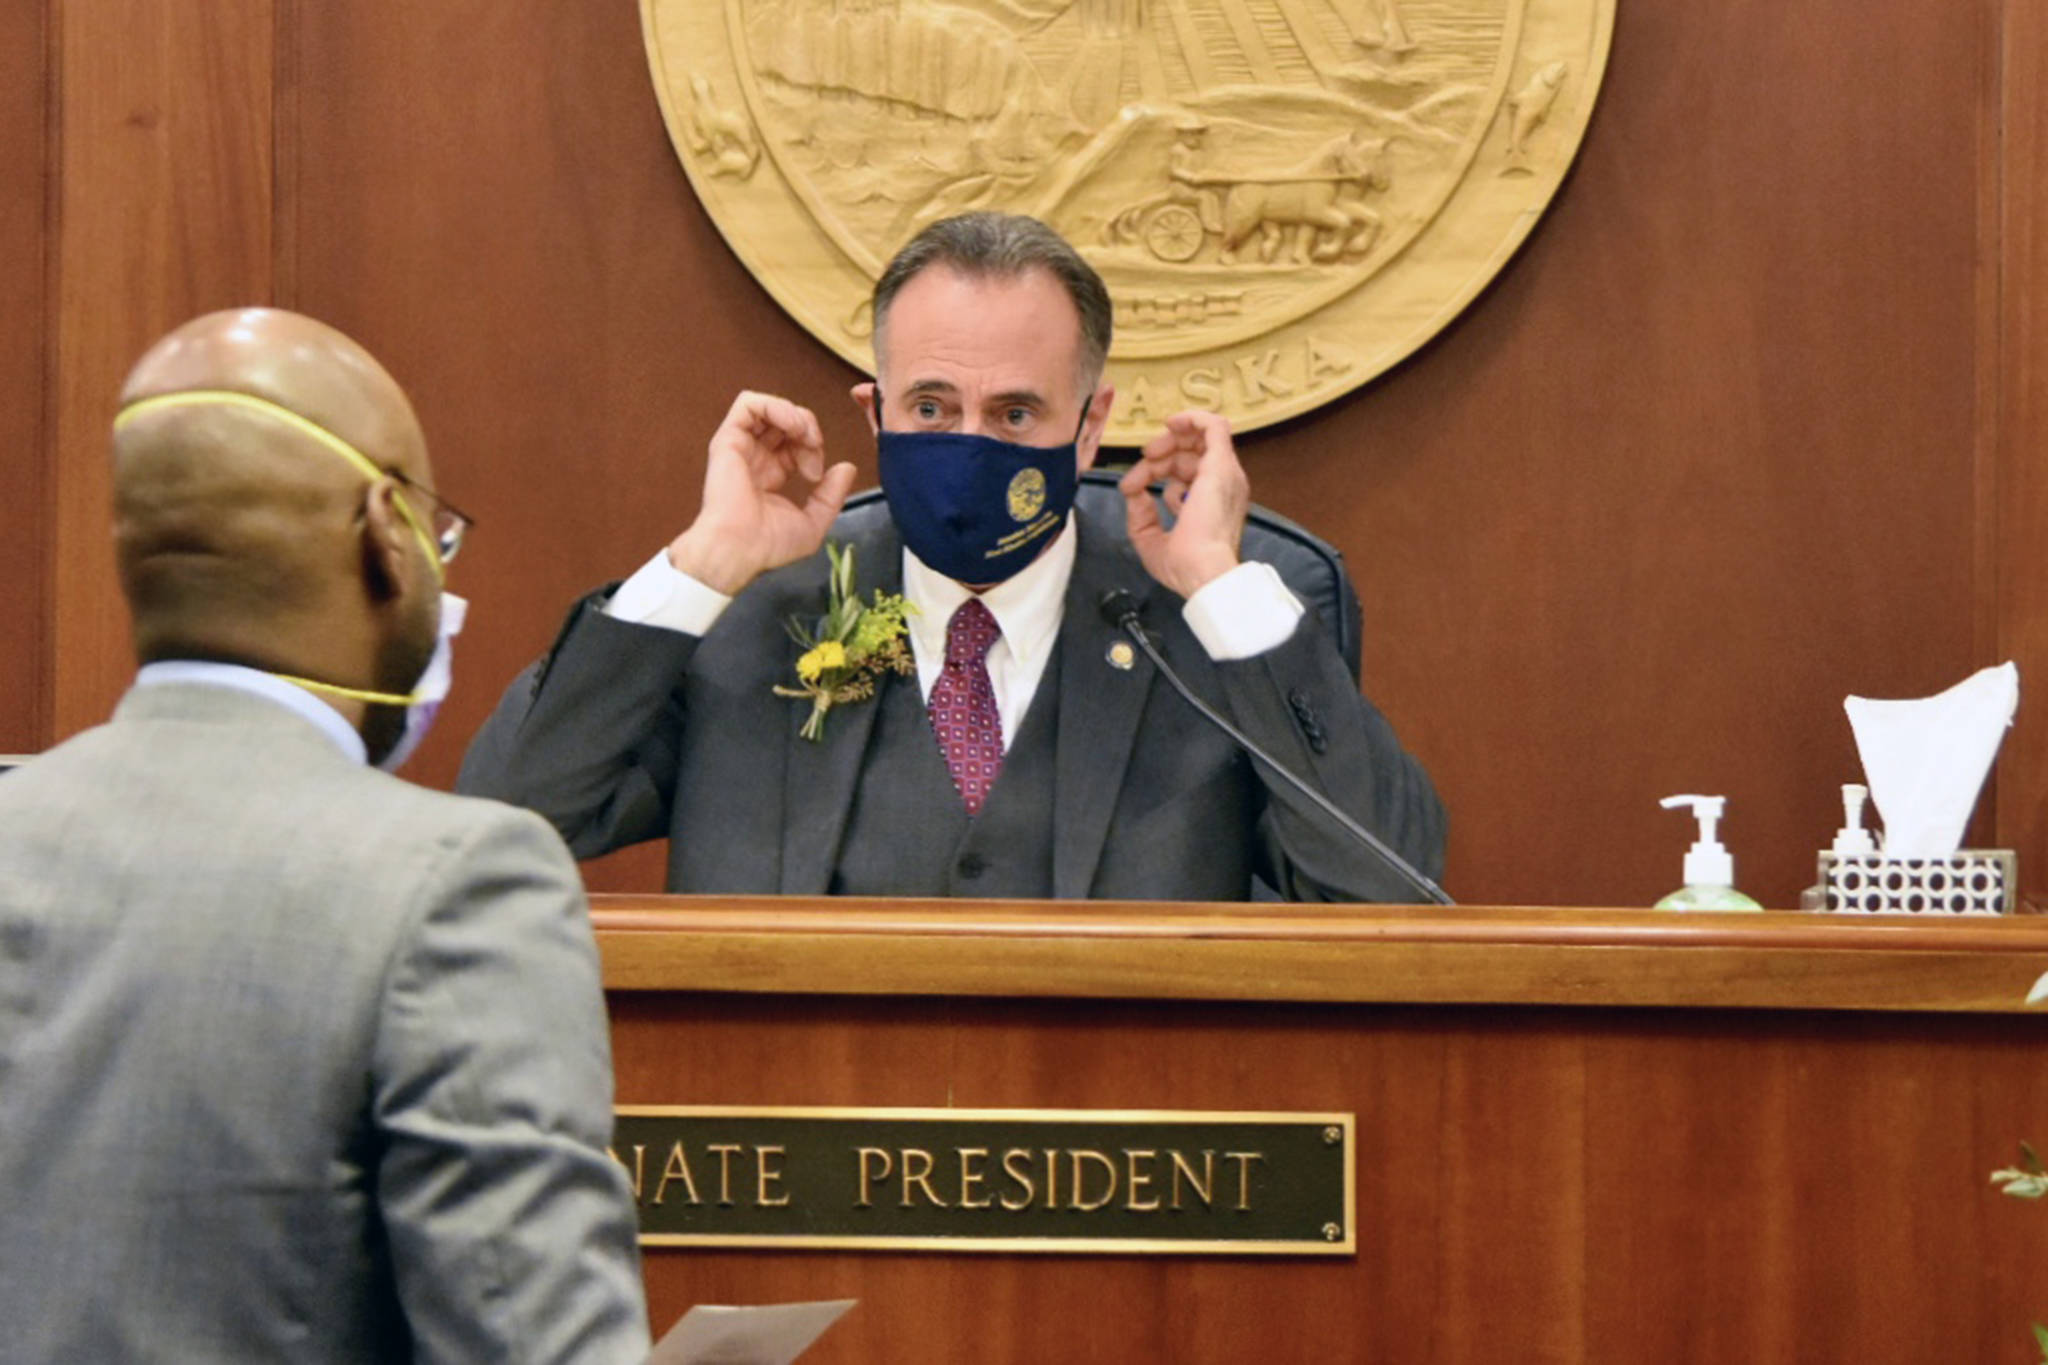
left=0, top=310, right=649, bottom=1363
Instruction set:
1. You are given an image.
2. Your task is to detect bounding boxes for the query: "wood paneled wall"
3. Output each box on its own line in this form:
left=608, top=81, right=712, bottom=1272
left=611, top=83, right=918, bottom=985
left=46, top=1, right=279, bottom=746
left=2000, top=0, right=2048, bottom=905
left=0, top=1, right=48, bottom=754
left=3, top=0, right=2042, bottom=908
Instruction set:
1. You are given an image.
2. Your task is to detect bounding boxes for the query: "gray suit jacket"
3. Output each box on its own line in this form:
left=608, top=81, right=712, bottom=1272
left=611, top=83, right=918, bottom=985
left=462, top=506, right=1444, bottom=901
left=0, top=683, right=649, bottom=1363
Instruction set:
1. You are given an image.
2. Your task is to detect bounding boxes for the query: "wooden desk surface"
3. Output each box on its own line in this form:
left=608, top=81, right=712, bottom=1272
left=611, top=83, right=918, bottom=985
left=593, top=896, right=2048, bottom=1013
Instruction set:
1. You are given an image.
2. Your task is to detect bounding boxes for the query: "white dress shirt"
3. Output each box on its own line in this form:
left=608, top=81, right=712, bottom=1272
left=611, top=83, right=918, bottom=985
left=606, top=517, right=1305, bottom=751
left=133, top=660, right=369, bottom=764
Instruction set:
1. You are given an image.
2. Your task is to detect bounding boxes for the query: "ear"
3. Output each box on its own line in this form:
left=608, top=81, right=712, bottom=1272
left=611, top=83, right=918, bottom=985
left=359, top=478, right=422, bottom=605
left=1075, top=382, right=1115, bottom=472
left=851, top=381, right=880, bottom=435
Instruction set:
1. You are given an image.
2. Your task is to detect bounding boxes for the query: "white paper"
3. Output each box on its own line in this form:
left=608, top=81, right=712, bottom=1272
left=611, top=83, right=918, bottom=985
left=2025, top=970, right=2048, bottom=1007
left=646, top=1300, right=856, bottom=1365
left=1845, top=662, right=2018, bottom=858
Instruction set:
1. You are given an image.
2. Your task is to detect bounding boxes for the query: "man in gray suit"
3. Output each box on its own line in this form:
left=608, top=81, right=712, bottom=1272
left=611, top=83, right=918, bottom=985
left=0, top=310, right=649, bottom=1362
left=462, top=212, right=1443, bottom=900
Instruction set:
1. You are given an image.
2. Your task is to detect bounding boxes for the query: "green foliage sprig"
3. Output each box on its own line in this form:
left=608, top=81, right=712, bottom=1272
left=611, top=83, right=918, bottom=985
left=1991, top=1141, right=2048, bottom=1362
left=772, top=542, right=915, bottom=742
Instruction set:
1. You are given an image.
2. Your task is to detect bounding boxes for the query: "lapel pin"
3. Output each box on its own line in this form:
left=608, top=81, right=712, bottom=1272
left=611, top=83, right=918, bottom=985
left=1106, top=640, right=1136, bottom=671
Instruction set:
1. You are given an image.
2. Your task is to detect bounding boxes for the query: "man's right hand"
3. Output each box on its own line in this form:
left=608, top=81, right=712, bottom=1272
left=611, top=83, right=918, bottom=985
left=666, top=391, right=857, bottom=595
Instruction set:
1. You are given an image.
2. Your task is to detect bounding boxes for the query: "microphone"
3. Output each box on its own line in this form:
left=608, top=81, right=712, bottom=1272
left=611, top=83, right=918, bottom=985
left=1098, top=589, right=1453, bottom=906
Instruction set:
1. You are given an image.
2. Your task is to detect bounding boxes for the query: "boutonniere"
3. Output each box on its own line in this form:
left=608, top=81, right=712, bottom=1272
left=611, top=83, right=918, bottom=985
left=774, top=541, right=915, bottom=741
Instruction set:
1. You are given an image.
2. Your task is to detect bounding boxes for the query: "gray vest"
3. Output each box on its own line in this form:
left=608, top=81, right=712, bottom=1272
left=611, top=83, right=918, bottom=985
left=829, top=646, right=1061, bottom=898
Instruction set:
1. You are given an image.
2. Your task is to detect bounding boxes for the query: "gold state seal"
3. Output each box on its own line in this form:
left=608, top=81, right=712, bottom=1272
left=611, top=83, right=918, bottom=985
left=643, top=0, right=1612, bottom=445
left=1007, top=467, right=1048, bottom=522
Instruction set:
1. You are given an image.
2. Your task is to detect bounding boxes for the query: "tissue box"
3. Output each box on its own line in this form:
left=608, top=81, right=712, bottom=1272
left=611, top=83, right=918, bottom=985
left=1817, top=850, right=2018, bottom=914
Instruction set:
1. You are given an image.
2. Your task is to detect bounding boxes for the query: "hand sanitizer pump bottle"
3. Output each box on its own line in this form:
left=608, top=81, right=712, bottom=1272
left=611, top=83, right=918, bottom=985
left=1831, top=784, right=1877, bottom=857
left=1655, top=794, right=1764, bottom=911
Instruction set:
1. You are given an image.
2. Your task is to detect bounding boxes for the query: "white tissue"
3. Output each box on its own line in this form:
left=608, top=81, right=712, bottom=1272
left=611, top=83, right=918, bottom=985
left=1844, top=662, right=2018, bottom=858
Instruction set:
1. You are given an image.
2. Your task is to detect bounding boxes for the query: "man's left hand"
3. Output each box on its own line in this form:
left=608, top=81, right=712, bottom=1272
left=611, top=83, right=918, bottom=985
left=1119, top=409, right=1249, bottom=599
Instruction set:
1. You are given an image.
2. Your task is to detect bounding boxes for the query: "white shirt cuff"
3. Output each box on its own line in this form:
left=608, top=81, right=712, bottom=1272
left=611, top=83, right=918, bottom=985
left=603, top=548, right=733, bottom=636
left=1181, top=560, right=1306, bottom=661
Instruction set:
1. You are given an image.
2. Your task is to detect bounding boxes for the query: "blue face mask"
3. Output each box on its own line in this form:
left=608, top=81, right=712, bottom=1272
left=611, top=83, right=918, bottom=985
left=876, top=401, right=1087, bottom=585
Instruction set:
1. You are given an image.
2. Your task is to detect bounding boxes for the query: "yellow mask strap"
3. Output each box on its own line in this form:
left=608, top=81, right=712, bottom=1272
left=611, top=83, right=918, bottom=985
left=114, top=388, right=445, bottom=584
left=271, top=673, right=421, bottom=708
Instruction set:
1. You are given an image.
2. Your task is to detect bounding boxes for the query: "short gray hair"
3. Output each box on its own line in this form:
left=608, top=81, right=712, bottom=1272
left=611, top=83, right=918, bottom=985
left=871, top=212, right=1113, bottom=389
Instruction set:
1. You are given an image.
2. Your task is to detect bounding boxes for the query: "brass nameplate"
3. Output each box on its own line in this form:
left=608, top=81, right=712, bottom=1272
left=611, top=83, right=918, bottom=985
left=614, top=1105, right=1354, bottom=1256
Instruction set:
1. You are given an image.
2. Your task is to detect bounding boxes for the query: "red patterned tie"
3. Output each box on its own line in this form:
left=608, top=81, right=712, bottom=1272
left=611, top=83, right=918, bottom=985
left=928, top=597, right=1004, bottom=816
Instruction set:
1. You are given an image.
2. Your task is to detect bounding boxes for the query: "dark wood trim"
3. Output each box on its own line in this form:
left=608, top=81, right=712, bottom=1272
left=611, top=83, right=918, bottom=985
left=1973, top=0, right=2005, bottom=697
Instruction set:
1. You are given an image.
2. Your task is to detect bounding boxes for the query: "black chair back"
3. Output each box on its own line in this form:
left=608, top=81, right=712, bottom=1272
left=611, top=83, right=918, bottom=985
left=836, top=469, right=1364, bottom=680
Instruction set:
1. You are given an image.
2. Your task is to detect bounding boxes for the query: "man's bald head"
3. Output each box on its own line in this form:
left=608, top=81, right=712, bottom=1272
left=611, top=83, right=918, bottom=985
left=112, top=309, right=439, bottom=696
left=118, top=308, right=428, bottom=478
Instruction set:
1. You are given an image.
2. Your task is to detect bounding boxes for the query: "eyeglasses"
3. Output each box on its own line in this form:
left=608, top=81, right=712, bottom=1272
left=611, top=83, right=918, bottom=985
left=389, top=468, right=476, bottom=566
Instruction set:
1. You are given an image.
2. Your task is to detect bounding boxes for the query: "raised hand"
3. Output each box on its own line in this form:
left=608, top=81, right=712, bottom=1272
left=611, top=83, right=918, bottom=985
left=667, top=391, right=857, bottom=595
left=1118, top=409, right=1250, bottom=599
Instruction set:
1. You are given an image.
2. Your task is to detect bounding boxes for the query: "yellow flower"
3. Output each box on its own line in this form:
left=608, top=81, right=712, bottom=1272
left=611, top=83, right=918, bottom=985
left=796, top=640, right=847, bottom=682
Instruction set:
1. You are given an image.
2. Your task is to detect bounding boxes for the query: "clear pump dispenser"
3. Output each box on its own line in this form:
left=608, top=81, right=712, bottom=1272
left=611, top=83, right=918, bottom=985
left=1655, top=794, right=1763, bottom=911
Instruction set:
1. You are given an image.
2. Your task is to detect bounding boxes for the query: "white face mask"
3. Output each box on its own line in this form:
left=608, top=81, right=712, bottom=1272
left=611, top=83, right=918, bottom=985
left=376, top=592, right=467, bottom=773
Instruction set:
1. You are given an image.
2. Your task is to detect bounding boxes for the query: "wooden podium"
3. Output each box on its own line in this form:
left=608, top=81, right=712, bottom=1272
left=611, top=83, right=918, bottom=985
left=597, top=897, right=2048, bottom=1362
